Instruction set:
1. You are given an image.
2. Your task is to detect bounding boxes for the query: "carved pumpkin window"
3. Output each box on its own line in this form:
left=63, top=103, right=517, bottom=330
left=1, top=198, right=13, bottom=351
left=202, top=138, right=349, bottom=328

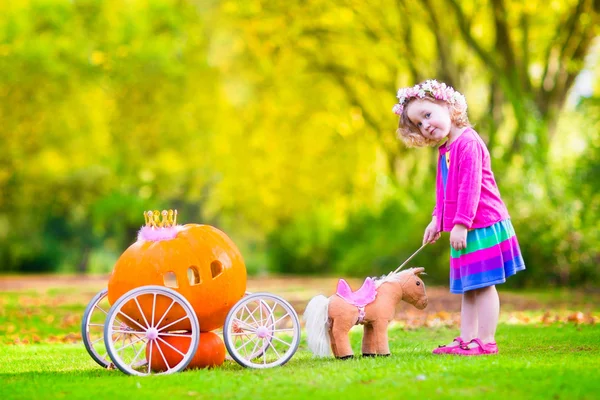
left=188, top=266, right=201, bottom=286
left=163, top=272, right=178, bottom=288
left=211, top=261, right=223, bottom=279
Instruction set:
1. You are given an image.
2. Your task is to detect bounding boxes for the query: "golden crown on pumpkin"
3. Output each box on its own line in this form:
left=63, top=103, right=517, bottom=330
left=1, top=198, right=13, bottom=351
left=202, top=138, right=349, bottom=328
left=144, top=209, right=178, bottom=228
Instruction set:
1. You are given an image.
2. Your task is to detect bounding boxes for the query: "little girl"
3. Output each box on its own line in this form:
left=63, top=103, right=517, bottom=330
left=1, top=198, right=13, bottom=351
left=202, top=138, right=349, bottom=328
left=392, top=80, right=525, bottom=356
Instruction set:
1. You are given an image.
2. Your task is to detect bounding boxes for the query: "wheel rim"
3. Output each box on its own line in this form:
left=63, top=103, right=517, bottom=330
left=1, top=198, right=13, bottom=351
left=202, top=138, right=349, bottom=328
left=103, top=286, right=200, bottom=376
left=81, top=288, right=112, bottom=368
left=224, top=293, right=300, bottom=369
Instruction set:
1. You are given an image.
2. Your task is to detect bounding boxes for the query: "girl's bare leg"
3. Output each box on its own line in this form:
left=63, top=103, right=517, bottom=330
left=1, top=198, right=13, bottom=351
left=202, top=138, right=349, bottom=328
left=458, top=289, right=478, bottom=344
left=474, top=285, right=499, bottom=344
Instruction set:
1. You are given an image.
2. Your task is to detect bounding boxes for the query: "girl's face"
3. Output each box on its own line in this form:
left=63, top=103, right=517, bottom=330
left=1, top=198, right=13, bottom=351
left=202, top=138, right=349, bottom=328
left=405, top=99, right=452, bottom=143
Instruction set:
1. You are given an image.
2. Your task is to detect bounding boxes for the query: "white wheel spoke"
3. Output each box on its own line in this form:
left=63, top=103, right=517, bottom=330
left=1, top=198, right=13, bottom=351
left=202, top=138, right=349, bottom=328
left=254, top=302, right=267, bottom=325
left=132, top=360, right=147, bottom=368
left=89, top=323, right=104, bottom=327
left=158, top=336, right=185, bottom=356
left=243, top=335, right=261, bottom=358
left=154, top=339, right=172, bottom=371
left=116, top=310, right=147, bottom=331
left=259, top=301, right=264, bottom=324
left=244, top=305, right=260, bottom=325
left=261, top=301, right=273, bottom=324
left=241, top=309, right=257, bottom=326
left=157, top=336, right=186, bottom=357
left=270, top=335, right=292, bottom=347
left=269, top=312, right=291, bottom=329
left=154, top=299, right=176, bottom=328
left=147, top=340, right=153, bottom=374
left=159, top=332, right=194, bottom=338
left=267, top=339, right=282, bottom=359
left=158, top=315, right=189, bottom=332
left=230, top=332, right=255, bottom=337
left=115, top=335, right=145, bottom=352
left=91, top=337, right=104, bottom=345
left=128, top=342, right=146, bottom=369
left=235, top=333, right=258, bottom=353
left=151, top=294, right=157, bottom=327
left=111, top=329, right=146, bottom=335
left=111, top=332, right=123, bottom=343
left=233, top=318, right=257, bottom=332
left=265, top=302, right=277, bottom=330
left=271, top=328, right=295, bottom=333
left=94, top=304, right=109, bottom=315
left=129, top=332, right=145, bottom=341
left=134, top=297, right=151, bottom=328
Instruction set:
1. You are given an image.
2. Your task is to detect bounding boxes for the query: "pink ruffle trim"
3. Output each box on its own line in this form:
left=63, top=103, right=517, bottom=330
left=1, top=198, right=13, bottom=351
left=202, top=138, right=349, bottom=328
left=137, top=226, right=182, bottom=242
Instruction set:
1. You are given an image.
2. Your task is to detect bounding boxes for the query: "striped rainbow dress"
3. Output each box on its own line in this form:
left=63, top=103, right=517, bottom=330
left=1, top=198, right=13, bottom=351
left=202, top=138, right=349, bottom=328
left=441, top=151, right=526, bottom=294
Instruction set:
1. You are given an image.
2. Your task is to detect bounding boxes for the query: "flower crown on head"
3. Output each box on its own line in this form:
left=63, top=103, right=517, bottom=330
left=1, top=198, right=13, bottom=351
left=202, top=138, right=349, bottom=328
left=392, top=80, right=467, bottom=116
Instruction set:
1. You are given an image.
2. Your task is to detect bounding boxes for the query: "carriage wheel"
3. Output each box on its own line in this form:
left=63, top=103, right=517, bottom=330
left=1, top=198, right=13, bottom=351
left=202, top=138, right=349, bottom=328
left=81, top=288, right=113, bottom=368
left=214, top=291, right=270, bottom=361
left=235, top=291, right=274, bottom=359
left=103, top=286, right=200, bottom=376
left=223, top=293, right=300, bottom=368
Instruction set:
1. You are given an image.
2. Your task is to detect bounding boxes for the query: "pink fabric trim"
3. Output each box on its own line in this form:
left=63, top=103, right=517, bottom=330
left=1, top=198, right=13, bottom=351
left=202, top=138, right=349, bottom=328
left=137, top=226, right=182, bottom=242
left=336, top=277, right=377, bottom=308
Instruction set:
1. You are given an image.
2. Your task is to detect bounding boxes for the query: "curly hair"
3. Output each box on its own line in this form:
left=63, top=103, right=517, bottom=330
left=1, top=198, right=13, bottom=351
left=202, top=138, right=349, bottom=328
left=396, top=96, right=470, bottom=148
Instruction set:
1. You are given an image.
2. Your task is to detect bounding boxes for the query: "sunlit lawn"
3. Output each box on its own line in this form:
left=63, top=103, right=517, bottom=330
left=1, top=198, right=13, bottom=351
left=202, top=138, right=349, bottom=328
left=2, top=325, right=599, bottom=400
left=0, top=277, right=599, bottom=399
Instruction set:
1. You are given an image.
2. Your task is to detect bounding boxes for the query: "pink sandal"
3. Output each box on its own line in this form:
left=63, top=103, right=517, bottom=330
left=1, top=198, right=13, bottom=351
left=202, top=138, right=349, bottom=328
left=453, top=338, right=498, bottom=356
left=432, top=337, right=465, bottom=355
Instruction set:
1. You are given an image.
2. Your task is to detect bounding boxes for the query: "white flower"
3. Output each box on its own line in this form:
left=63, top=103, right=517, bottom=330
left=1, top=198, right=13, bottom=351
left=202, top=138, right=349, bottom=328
left=392, top=104, right=403, bottom=115
left=393, top=81, right=467, bottom=115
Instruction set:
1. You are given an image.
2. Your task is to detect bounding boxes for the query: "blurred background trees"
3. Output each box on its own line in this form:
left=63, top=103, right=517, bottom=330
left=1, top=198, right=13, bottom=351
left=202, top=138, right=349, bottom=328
left=1, top=0, right=598, bottom=288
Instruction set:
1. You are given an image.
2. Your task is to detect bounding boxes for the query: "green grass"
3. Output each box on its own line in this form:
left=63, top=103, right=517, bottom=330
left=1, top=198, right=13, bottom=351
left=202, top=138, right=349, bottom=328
left=1, top=325, right=599, bottom=400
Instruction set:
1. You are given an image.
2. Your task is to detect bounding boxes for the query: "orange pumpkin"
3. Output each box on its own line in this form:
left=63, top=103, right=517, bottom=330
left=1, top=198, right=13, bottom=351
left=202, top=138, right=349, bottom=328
left=146, top=331, right=226, bottom=371
left=108, top=223, right=247, bottom=332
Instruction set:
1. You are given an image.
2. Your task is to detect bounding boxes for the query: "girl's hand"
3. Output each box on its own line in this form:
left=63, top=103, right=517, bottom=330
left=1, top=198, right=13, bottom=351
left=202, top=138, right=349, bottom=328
left=450, top=224, right=468, bottom=250
left=423, top=217, right=441, bottom=245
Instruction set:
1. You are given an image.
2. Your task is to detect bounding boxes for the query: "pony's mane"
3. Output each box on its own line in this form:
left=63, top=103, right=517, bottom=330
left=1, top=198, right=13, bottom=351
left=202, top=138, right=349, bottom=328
left=373, top=267, right=420, bottom=288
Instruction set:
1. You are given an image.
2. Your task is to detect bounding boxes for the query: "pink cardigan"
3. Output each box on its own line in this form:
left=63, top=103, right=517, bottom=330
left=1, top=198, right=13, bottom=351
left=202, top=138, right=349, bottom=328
left=433, top=128, right=510, bottom=232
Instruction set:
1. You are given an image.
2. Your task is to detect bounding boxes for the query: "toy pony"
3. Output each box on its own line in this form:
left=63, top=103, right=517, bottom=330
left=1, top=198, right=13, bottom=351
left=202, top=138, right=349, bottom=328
left=303, top=267, right=427, bottom=359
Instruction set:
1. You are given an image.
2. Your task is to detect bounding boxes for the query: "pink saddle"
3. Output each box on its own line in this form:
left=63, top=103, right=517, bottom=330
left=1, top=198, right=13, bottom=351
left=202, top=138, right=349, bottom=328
left=335, top=277, right=377, bottom=308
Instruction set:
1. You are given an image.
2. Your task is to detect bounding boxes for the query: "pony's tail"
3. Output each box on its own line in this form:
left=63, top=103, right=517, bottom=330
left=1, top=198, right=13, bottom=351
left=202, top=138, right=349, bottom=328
left=303, top=295, right=331, bottom=357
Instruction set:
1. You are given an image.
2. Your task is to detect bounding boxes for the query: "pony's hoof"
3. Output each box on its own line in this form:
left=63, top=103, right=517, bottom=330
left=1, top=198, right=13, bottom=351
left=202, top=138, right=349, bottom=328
left=362, top=353, right=377, bottom=357
left=336, top=355, right=354, bottom=360
left=377, top=353, right=391, bottom=357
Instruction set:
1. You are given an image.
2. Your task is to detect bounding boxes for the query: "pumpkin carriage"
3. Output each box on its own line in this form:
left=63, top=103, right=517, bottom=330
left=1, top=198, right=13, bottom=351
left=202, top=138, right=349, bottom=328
left=81, top=210, right=301, bottom=376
